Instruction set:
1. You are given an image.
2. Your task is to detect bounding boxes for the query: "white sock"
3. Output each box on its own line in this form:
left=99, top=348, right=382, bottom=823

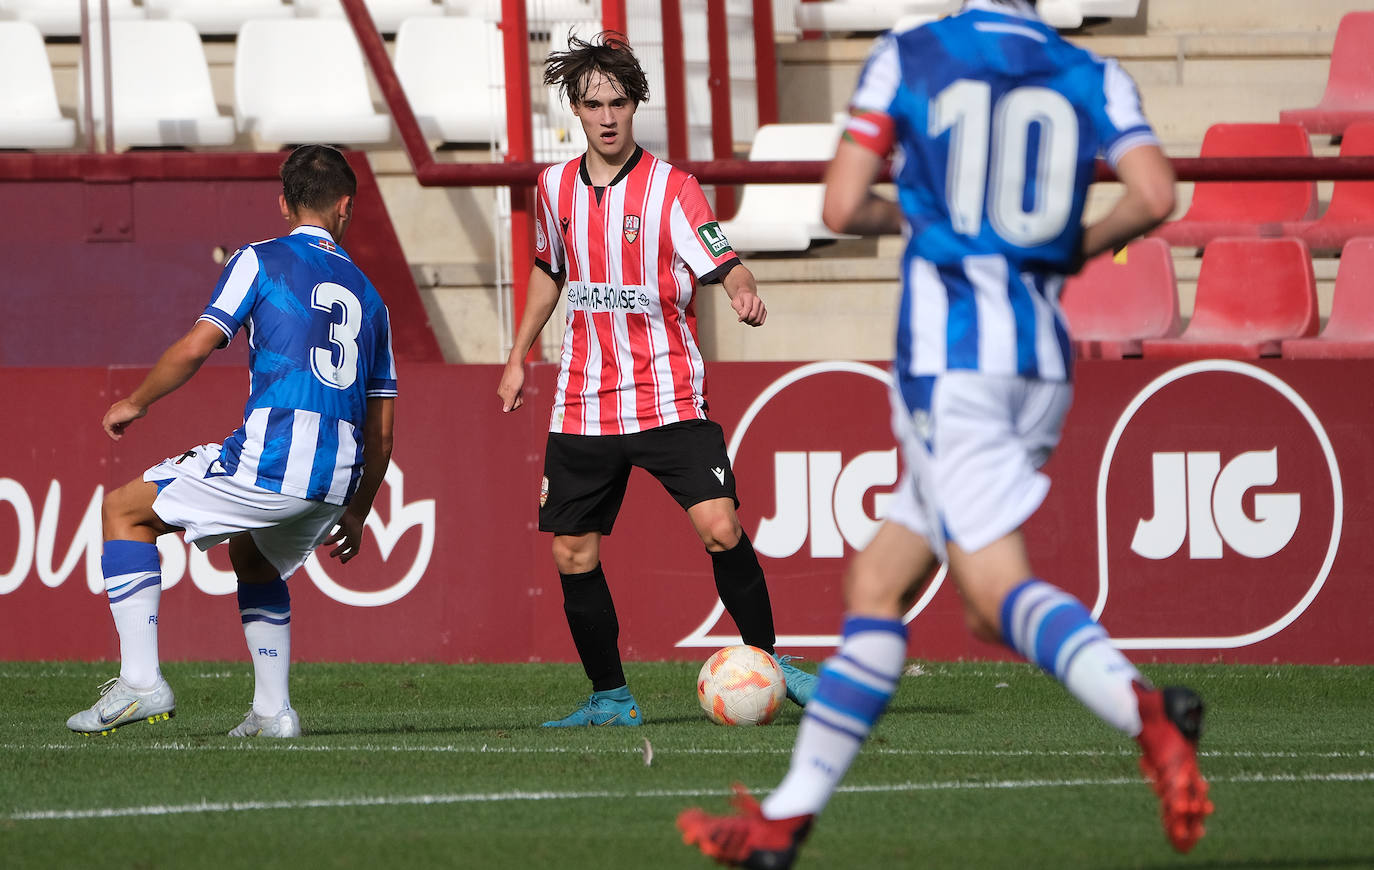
left=1001, top=579, right=1143, bottom=735
left=238, top=579, right=292, bottom=716
left=103, top=540, right=162, bottom=689
left=762, top=616, right=906, bottom=819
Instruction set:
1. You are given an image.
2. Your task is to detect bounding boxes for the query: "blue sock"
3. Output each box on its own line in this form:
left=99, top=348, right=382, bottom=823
left=103, top=540, right=162, bottom=688
left=1000, top=579, right=1143, bottom=734
left=762, top=615, right=907, bottom=819
left=238, top=579, right=292, bottom=716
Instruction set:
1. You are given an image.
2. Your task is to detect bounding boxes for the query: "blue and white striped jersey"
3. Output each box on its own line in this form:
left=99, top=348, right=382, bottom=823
left=847, top=0, right=1159, bottom=397
left=198, top=225, right=398, bottom=506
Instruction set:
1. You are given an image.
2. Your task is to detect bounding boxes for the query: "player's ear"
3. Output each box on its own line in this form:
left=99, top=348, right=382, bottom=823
left=278, top=193, right=291, bottom=222
left=338, top=194, right=354, bottom=222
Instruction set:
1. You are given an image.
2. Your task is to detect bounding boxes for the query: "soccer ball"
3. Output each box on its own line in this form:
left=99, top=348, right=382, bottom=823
left=697, top=644, right=786, bottom=726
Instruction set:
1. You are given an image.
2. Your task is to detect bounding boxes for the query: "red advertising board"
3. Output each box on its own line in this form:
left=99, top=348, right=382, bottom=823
left=1, top=359, right=1370, bottom=664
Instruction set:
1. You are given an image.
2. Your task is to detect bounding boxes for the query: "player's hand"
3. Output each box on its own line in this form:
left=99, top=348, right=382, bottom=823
left=732, top=291, right=767, bottom=327
left=498, top=362, right=526, bottom=412
left=323, top=511, right=365, bottom=564
left=102, top=399, right=147, bottom=441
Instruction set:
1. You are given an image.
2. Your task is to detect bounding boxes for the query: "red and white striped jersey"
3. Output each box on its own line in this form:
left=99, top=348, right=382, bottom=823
left=534, top=147, right=741, bottom=435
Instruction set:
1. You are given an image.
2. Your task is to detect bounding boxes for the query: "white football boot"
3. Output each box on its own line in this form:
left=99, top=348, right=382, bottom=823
left=67, top=676, right=176, bottom=735
left=229, top=706, right=301, bottom=738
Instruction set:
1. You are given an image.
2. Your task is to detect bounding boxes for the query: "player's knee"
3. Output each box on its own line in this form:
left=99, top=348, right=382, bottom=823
left=693, top=508, right=741, bottom=552
left=842, top=560, right=903, bottom=618
left=551, top=537, right=598, bottom=574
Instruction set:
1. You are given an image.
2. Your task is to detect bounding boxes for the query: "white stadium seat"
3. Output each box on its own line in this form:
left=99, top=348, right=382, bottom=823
left=718, top=121, right=853, bottom=252
left=0, top=0, right=142, bottom=37
left=794, top=0, right=958, bottom=34
left=234, top=19, right=392, bottom=147
left=1039, top=0, right=1139, bottom=28
left=395, top=15, right=504, bottom=143
left=79, top=19, right=235, bottom=148
left=295, top=0, right=445, bottom=32
left=143, top=0, right=293, bottom=37
left=0, top=21, right=77, bottom=149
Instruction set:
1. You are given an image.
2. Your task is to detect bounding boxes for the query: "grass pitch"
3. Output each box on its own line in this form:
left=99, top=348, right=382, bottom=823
left=2, top=660, right=1372, bottom=869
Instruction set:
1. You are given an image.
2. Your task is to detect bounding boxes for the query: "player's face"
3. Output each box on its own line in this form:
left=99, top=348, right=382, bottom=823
left=572, top=71, right=637, bottom=163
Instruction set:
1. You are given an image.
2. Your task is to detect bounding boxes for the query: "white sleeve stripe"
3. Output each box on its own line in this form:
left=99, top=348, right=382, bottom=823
left=850, top=35, right=901, bottom=113
left=1102, top=58, right=1149, bottom=135
left=1106, top=130, right=1161, bottom=167
left=208, top=245, right=259, bottom=318
left=196, top=313, right=234, bottom=339
left=365, top=389, right=398, bottom=397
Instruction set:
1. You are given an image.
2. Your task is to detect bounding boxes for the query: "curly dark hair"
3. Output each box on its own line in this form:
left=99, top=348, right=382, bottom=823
left=543, top=31, right=649, bottom=107
left=280, top=144, right=356, bottom=213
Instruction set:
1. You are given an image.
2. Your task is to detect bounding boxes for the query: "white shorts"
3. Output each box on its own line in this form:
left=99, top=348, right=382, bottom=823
left=884, top=373, right=1072, bottom=563
left=144, top=443, right=346, bottom=580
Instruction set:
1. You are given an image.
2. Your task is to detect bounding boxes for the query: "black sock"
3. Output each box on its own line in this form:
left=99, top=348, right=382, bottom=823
left=560, top=564, right=626, bottom=692
left=710, top=533, right=777, bottom=655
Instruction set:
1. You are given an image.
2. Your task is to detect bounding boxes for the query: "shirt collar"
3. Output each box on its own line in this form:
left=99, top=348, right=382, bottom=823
left=290, top=225, right=336, bottom=241
left=963, top=0, right=1042, bottom=21
left=579, top=145, right=644, bottom=188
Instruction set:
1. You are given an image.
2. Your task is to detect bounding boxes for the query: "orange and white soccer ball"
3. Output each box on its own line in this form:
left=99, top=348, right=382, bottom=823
left=697, top=644, right=786, bottom=726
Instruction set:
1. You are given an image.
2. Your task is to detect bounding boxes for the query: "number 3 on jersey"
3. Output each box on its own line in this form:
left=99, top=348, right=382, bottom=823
left=310, top=281, right=362, bottom=390
left=930, top=80, right=1079, bottom=246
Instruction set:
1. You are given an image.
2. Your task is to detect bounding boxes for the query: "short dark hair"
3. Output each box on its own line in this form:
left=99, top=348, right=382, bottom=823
left=543, top=31, right=649, bottom=107
left=280, top=144, right=357, bottom=213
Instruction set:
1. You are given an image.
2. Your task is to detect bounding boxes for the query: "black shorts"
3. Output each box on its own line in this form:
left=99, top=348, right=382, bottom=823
left=539, top=419, right=739, bottom=535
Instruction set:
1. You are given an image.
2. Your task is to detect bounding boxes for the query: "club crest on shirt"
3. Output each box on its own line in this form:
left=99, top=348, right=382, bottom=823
left=536, top=216, right=547, bottom=253
left=623, top=214, right=640, bottom=244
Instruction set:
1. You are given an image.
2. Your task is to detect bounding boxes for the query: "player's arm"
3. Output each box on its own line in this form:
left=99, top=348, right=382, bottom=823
left=499, top=265, right=564, bottom=412
left=101, top=319, right=225, bottom=441
left=821, top=137, right=903, bottom=237
left=720, top=263, right=766, bottom=327
left=1079, top=144, right=1176, bottom=263
left=324, top=396, right=395, bottom=564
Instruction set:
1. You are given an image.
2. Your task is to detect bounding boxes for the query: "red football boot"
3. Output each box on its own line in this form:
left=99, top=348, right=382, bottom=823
left=677, top=784, right=813, bottom=869
left=1134, top=681, right=1215, bottom=853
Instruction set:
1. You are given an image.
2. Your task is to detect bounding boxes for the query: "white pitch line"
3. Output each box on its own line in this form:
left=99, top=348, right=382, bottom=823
left=8, top=771, right=1374, bottom=823
left=2, top=742, right=1370, bottom=761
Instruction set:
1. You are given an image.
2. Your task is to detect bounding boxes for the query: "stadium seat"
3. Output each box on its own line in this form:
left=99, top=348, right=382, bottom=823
left=1152, top=123, right=1318, bottom=249
left=1038, top=0, right=1140, bottom=29
left=1281, top=238, right=1374, bottom=359
left=143, top=0, right=293, bottom=36
left=718, top=121, right=852, bottom=252
left=396, top=16, right=503, bottom=144
left=235, top=19, right=392, bottom=147
left=0, top=22, right=77, bottom=149
left=1285, top=122, right=1374, bottom=252
left=1141, top=237, right=1319, bottom=360
left=1061, top=238, right=1180, bottom=359
left=0, top=0, right=141, bottom=37
left=1279, top=11, right=1374, bottom=137
left=793, top=0, right=957, bottom=34
left=79, top=19, right=236, bottom=148
left=295, top=0, right=444, bottom=32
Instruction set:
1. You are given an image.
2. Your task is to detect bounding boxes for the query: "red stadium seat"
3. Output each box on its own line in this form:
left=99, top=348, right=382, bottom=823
left=1141, top=237, right=1319, bottom=359
left=1152, top=124, right=1318, bottom=249
left=1282, top=237, right=1374, bottom=358
left=1279, top=12, right=1374, bottom=137
left=1285, top=122, right=1374, bottom=252
left=1061, top=238, right=1180, bottom=359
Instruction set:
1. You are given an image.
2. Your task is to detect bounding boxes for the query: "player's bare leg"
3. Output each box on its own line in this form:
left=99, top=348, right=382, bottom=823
left=544, top=532, right=641, bottom=726
left=227, top=533, right=299, bottom=737
left=678, top=521, right=936, bottom=868
left=949, top=531, right=1213, bottom=852
left=68, top=479, right=177, bottom=735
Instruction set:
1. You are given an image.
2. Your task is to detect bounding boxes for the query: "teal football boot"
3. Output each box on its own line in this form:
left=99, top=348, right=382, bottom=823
left=542, top=686, right=643, bottom=727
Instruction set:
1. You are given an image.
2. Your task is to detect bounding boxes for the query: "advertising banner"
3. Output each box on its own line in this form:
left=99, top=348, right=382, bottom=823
left=1, top=360, right=1369, bottom=664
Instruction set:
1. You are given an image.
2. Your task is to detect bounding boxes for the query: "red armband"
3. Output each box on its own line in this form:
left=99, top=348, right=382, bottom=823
left=843, top=109, right=896, bottom=157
